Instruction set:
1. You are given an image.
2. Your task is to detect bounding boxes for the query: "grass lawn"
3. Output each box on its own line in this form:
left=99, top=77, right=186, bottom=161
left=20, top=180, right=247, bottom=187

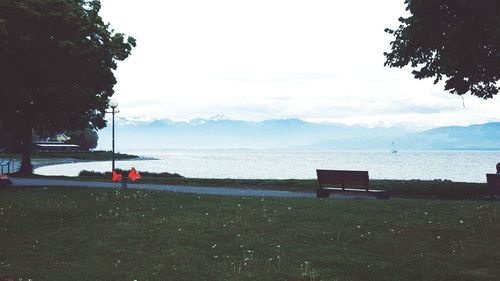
left=1, top=186, right=499, bottom=280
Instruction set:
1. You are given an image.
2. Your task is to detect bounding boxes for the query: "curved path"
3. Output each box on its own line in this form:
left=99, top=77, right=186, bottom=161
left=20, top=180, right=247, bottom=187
left=10, top=177, right=320, bottom=198
left=9, top=177, right=363, bottom=199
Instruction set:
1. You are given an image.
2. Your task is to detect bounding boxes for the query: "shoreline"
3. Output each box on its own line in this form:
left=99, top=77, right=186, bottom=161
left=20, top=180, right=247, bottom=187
left=0, top=151, right=151, bottom=174
left=13, top=149, right=497, bottom=184
left=33, top=155, right=156, bottom=171
left=32, top=154, right=488, bottom=184
left=12, top=151, right=495, bottom=201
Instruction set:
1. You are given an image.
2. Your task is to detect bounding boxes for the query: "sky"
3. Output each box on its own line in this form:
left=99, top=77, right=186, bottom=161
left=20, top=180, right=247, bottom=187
left=99, top=0, right=500, bottom=130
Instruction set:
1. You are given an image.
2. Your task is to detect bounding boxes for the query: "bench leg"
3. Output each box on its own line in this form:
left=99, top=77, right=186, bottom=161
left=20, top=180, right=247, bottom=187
left=316, top=189, right=330, bottom=198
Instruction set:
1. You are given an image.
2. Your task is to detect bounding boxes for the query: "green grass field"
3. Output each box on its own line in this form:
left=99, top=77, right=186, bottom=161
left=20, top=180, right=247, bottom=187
left=1, top=186, right=499, bottom=281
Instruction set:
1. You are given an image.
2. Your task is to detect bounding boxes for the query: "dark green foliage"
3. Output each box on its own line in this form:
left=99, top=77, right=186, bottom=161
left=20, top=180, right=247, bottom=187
left=79, top=169, right=184, bottom=178
left=0, top=123, right=18, bottom=152
left=0, top=0, right=135, bottom=173
left=66, top=128, right=98, bottom=151
left=384, top=0, right=500, bottom=98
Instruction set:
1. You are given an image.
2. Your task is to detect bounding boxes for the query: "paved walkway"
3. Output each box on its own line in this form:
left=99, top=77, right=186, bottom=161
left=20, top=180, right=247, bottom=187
left=9, top=178, right=368, bottom=199
left=10, top=177, right=323, bottom=198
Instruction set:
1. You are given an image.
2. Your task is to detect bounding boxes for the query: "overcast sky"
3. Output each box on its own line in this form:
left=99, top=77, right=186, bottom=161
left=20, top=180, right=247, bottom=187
left=99, top=0, right=500, bottom=129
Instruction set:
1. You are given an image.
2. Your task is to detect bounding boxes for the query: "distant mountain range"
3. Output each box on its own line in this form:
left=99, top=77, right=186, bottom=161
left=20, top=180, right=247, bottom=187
left=96, top=117, right=500, bottom=150
left=398, top=122, right=500, bottom=150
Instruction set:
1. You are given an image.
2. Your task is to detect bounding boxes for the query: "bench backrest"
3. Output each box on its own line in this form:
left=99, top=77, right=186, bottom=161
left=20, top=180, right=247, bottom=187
left=316, top=169, right=369, bottom=190
left=486, top=174, right=500, bottom=189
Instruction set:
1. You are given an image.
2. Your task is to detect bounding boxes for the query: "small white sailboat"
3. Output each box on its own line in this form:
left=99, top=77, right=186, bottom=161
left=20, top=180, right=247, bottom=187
left=391, top=141, right=398, bottom=154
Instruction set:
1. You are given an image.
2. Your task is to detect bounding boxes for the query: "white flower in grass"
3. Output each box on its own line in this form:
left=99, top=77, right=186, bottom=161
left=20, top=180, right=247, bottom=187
left=459, top=220, right=464, bottom=224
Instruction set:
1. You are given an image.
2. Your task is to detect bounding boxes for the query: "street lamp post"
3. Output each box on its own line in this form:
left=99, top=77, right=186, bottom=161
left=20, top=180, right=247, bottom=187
left=108, top=99, right=119, bottom=172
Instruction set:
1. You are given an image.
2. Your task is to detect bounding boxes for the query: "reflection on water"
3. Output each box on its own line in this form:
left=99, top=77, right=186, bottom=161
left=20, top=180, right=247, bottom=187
left=34, top=149, right=500, bottom=183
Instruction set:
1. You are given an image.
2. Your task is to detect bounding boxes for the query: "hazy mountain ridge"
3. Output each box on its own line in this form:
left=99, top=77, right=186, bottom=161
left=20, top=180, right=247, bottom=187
left=97, top=117, right=500, bottom=150
left=396, top=122, right=500, bottom=150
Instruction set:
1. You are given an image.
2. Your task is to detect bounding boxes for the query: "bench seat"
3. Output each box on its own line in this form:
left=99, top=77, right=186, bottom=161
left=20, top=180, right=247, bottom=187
left=316, top=169, right=389, bottom=199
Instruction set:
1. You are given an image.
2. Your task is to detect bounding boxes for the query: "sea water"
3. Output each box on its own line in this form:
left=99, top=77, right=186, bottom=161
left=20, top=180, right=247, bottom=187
left=33, top=149, right=500, bottom=183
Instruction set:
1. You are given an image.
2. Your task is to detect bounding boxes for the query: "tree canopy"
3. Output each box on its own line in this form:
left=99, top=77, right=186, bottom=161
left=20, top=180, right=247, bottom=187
left=0, top=0, right=135, bottom=173
left=66, top=128, right=98, bottom=151
left=384, top=0, right=500, bottom=99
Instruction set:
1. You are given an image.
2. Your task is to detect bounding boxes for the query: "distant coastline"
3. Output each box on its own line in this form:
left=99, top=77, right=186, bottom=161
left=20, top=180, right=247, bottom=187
left=1, top=151, right=149, bottom=174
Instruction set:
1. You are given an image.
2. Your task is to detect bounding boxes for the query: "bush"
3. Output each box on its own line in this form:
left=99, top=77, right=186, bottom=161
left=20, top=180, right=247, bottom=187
left=78, top=169, right=184, bottom=178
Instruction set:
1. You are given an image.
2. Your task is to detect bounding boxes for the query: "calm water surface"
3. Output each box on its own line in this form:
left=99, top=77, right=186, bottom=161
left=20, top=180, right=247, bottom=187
left=35, top=149, right=500, bottom=183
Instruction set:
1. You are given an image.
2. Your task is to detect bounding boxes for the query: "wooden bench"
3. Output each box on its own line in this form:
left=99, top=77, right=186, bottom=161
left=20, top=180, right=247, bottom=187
left=316, top=169, right=389, bottom=199
left=486, top=173, right=500, bottom=198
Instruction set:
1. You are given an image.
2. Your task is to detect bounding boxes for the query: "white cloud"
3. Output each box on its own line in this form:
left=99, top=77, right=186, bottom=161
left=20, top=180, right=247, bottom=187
left=100, top=0, right=500, bottom=128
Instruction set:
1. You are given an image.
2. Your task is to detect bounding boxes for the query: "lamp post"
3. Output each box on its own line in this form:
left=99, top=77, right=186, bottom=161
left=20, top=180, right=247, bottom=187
left=108, top=99, right=119, bottom=172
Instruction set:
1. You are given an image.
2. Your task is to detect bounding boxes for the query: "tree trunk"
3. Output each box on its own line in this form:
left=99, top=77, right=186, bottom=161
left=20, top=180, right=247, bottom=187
left=20, top=126, right=33, bottom=175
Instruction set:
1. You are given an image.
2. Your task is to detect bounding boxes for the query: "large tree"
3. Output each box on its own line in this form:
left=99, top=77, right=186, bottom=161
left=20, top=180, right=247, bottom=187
left=66, top=128, right=98, bottom=151
left=384, top=0, right=500, bottom=99
left=0, top=0, right=135, bottom=174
